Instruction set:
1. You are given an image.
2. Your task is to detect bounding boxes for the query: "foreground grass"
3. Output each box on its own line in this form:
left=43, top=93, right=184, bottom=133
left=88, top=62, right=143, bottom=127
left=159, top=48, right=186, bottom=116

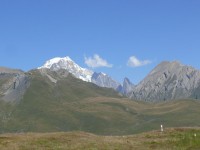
left=0, top=128, right=199, bottom=150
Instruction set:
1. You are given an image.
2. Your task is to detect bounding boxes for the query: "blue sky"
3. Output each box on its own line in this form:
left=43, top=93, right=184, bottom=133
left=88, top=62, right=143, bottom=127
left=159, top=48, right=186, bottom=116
left=0, top=0, right=200, bottom=84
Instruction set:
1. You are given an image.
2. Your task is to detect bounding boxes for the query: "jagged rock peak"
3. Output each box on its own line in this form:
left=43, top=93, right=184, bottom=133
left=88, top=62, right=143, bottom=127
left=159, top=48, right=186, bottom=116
left=123, top=77, right=132, bottom=85
left=123, top=77, right=135, bottom=95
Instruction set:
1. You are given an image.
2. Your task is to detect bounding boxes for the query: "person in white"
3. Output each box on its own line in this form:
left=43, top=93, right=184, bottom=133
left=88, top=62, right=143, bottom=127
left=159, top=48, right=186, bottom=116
left=161, top=124, right=163, bottom=132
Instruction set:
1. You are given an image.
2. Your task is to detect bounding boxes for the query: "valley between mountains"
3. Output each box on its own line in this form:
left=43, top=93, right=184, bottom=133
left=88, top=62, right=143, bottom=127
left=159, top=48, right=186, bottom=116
left=0, top=56, right=200, bottom=136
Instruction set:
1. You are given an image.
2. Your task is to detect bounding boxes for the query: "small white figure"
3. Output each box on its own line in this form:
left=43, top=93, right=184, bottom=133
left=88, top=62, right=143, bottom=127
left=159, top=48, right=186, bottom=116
left=194, top=133, right=197, bottom=137
left=161, top=124, right=163, bottom=132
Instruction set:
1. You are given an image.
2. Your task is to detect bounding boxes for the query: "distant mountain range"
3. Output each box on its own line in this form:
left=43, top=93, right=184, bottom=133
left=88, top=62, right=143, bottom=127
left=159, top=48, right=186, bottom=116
left=1, top=56, right=200, bottom=102
left=38, top=56, right=200, bottom=101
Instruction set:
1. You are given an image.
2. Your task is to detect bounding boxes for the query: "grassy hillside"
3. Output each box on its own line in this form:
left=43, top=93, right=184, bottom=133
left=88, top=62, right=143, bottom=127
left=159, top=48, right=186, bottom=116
left=0, top=69, right=122, bottom=133
left=0, top=128, right=200, bottom=150
left=0, top=69, right=200, bottom=135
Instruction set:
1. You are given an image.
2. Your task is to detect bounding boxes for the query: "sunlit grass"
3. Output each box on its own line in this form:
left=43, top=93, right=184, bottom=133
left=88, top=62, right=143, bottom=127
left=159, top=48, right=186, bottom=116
left=0, top=128, right=199, bottom=150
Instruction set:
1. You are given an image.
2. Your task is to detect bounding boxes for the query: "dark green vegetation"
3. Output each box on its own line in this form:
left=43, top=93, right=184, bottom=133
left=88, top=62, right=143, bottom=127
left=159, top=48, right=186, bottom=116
left=0, top=69, right=200, bottom=135
left=0, top=128, right=200, bottom=150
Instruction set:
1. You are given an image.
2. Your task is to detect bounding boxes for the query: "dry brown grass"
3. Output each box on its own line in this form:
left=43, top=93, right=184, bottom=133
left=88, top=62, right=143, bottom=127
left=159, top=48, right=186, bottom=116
left=0, top=128, right=200, bottom=150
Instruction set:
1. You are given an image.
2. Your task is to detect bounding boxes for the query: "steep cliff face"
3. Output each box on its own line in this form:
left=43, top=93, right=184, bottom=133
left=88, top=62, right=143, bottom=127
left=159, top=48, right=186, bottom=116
left=0, top=67, right=30, bottom=102
left=122, top=77, right=135, bottom=96
left=130, top=61, right=200, bottom=101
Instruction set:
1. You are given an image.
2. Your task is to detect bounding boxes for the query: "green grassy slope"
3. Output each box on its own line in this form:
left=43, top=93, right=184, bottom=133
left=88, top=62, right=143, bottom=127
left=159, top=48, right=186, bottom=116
left=0, top=69, right=200, bottom=135
left=1, top=69, right=122, bottom=134
left=0, top=128, right=200, bottom=150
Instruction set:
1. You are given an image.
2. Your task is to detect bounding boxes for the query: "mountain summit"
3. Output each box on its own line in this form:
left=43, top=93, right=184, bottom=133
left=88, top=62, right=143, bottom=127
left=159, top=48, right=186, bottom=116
left=38, top=56, right=120, bottom=90
left=129, top=61, right=200, bottom=101
left=38, top=56, right=93, bottom=82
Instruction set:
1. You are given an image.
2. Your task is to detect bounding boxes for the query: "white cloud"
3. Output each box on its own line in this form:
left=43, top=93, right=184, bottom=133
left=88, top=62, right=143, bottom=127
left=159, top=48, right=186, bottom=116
left=127, top=56, right=151, bottom=67
left=84, top=54, right=113, bottom=68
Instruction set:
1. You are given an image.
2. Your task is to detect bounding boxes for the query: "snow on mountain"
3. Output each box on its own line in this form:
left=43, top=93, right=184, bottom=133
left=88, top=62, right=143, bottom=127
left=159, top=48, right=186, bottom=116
left=38, top=56, right=94, bottom=82
left=38, top=56, right=123, bottom=91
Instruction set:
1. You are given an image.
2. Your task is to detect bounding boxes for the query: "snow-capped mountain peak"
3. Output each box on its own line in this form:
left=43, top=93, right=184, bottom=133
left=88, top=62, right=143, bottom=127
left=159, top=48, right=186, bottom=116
left=38, top=56, right=122, bottom=91
left=38, top=56, right=93, bottom=82
left=38, top=56, right=73, bottom=69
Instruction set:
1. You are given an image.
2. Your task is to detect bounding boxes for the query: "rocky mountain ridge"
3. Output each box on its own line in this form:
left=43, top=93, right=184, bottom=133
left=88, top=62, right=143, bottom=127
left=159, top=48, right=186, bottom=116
left=35, top=57, right=200, bottom=101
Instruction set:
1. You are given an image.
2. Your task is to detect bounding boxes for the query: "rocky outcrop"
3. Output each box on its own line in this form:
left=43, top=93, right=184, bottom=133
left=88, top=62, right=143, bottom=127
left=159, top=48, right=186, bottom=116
left=38, top=68, right=70, bottom=83
left=0, top=67, right=30, bottom=102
